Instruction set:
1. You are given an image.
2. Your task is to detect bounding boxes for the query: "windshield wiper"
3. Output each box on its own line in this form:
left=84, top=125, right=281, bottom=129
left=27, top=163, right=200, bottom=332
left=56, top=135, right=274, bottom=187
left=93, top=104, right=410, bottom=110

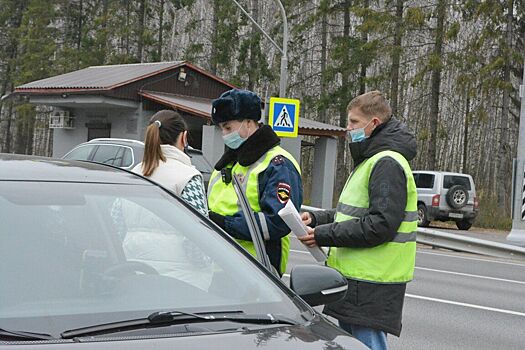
left=61, top=310, right=297, bottom=339
left=0, top=327, right=54, bottom=341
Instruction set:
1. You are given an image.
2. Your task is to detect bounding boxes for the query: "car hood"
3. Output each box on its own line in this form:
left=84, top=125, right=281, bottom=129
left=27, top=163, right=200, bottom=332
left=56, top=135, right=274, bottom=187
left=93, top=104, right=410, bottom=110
left=1, top=317, right=368, bottom=349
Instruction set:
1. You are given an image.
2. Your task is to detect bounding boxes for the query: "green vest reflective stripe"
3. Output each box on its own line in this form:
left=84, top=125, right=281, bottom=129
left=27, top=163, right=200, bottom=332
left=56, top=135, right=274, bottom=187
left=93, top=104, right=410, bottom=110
left=327, top=150, right=417, bottom=283
left=208, top=146, right=301, bottom=274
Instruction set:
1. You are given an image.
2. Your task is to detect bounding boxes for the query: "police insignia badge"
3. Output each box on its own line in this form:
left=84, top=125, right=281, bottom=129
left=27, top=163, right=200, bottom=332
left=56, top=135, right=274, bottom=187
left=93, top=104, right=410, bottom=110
left=277, top=183, right=291, bottom=204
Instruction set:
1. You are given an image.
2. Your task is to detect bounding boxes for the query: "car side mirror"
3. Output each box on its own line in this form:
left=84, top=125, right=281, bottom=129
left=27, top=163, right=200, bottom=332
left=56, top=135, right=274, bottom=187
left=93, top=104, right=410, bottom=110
left=290, top=265, right=347, bottom=307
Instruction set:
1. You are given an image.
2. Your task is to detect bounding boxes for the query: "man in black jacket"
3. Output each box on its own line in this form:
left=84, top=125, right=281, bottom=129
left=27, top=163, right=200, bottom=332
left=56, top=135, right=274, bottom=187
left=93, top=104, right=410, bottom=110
left=299, top=91, right=418, bottom=350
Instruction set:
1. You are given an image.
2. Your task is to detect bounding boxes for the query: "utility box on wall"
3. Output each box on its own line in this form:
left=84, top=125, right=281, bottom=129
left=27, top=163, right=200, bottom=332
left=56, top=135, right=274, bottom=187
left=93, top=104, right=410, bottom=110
left=49, top=109, right=75, bottom=129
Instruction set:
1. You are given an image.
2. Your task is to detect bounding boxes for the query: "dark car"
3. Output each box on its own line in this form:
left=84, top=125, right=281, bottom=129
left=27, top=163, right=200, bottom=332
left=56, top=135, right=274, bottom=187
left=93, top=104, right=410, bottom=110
left=62, top=138, right=213, bottom=187
left=0, top=154, right=367, bottom=349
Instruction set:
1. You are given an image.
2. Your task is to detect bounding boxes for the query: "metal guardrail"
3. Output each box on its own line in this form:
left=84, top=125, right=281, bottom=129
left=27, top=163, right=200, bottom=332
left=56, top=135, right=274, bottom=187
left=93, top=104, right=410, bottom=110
left=301, top=205, right=525, bottom=261
left=416, top=228, right=525, bottom=260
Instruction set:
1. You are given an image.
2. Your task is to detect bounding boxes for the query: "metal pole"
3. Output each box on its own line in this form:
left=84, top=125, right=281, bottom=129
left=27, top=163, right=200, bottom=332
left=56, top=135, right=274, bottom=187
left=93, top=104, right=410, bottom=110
left=230, top=0, right=288, bottom=97
left=275, top=0, right=288, bottom=98
left=507, top=57, right=525, bottom=245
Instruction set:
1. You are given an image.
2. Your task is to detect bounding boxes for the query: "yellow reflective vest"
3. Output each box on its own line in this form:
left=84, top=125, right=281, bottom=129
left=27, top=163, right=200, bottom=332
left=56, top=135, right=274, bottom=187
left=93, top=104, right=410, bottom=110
left=327, top=150, right=417, bottom=283
left=207, top=146, right=301, bottom=274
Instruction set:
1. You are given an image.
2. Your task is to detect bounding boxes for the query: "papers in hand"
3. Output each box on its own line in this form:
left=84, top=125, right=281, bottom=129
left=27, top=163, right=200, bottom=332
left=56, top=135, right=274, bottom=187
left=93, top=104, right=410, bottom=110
left=278, top=200, right=327, bottom=263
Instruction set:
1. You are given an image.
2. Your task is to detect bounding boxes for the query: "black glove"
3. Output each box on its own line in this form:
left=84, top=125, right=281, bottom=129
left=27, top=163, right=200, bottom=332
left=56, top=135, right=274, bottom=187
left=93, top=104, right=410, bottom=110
left=209, top=211, right=226, bottom=230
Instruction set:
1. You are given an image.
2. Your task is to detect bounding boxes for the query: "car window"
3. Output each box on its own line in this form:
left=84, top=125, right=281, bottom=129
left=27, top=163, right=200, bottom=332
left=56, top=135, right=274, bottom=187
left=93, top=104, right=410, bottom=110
left=414, top=173, right=435, bottom=189
left=443, top=175, right=471, bottom=190
left=0, top=182, right=303, bottom=337
left=121, top=148, right=133, bottom=167
left=92, top=145, right=124, bottom=166
left=63, top=145, right=95, bottom=161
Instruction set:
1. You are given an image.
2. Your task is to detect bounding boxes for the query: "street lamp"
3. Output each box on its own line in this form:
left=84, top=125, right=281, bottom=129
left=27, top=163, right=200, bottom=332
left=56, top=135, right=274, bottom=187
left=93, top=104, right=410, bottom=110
left=231, top=0, right=288, bottom=98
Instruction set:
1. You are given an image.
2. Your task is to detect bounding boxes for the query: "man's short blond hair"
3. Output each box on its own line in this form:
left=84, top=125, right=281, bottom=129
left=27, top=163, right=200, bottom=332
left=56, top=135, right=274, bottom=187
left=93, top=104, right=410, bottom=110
left=347, top=91, right=392, bottom=122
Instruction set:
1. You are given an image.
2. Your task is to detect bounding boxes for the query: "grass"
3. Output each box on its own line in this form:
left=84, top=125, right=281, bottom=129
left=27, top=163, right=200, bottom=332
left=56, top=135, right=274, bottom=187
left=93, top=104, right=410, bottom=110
left=474, top=194, right=512, bottom=231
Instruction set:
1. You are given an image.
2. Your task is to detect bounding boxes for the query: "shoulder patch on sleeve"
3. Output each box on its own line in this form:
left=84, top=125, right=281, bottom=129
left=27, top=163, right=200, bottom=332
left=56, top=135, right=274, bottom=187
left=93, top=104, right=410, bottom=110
left=272, top=155, right=285, bottom=165
left=277, top=182, right=291, bottom=204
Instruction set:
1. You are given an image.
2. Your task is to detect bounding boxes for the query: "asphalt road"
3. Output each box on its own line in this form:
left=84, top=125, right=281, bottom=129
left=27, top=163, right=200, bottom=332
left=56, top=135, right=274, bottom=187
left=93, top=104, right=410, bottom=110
left=284, top=236, right=525, bottom=350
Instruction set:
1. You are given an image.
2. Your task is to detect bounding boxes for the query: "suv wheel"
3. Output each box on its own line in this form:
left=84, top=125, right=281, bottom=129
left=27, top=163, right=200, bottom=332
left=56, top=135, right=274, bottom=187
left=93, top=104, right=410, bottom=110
left=456, top=219, right=473, bottom=230
left=446, top=185, right=469, bottom=209
left=417, top=203, right=430, bottom=227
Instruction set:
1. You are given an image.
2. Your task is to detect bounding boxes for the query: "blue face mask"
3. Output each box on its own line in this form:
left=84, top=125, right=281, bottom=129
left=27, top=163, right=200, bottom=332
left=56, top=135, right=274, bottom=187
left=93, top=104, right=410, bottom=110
left=347, top=119, right=373, bottom=143
left=223, top=121, right=247, bottom=149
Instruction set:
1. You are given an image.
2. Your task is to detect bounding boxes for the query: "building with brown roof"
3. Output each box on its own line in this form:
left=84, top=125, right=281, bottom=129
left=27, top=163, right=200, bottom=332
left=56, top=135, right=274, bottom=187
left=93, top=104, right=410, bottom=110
left=15, top=61, right=344, bottom=207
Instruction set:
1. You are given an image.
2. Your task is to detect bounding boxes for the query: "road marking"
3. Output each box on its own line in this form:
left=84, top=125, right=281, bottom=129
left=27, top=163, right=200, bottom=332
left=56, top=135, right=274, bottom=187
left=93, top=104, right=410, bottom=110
left=415, top=267, right=525, bottom=285
left=417, top=250, right=525, bottom=267
left=292, top=243, right=525, bottom=268
left=406, top=294, right=525, bottom=317
left=283, top=273, right=525, bottom=317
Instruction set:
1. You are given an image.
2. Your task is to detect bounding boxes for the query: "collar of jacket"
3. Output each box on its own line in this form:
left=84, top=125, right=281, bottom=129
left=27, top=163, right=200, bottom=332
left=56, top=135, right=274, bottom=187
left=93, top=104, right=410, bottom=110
left=214, top=125, right=280, bottom=170
left=160, top=144, right=192, bottom=166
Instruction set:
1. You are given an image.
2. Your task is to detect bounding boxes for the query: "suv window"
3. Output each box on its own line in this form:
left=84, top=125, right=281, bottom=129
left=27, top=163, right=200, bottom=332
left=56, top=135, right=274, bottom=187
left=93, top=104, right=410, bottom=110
left=63, top=145, right=95, bottom=161
left=443, top=175, right=471, bottom=190
left=92, top=145, right=124, bottom=166
left=414, top=173, right=435, bottom=189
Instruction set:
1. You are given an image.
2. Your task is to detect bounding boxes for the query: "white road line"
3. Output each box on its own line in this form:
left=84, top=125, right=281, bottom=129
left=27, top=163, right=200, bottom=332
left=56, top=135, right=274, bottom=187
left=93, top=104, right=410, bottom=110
left=415, top=267, right=525, bottom=285
left=290, top=250, right=525, bottom=283
left=406, top=294, right=525, bottom=317
left=292, top=246, right=525, bottom=268
left=283, top=274, right=525, bottom=317
left=417, top=250, right=525, bottom=267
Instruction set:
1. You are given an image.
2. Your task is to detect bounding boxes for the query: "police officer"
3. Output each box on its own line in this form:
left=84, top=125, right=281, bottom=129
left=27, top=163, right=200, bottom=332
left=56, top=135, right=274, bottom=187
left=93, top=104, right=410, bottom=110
left=207, top=89, right=303, bottom=276
left=299, top=91, right=417, bottom=350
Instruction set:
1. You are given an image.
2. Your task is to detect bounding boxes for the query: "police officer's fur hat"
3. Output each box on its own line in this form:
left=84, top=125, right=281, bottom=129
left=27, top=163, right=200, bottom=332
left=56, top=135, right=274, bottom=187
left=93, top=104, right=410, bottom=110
left=211, top=89, right=262, bottom=125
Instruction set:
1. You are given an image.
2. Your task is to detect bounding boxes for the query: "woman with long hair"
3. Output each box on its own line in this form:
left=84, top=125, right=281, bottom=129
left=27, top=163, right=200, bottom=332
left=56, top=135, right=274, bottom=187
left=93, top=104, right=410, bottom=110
left=133, top=110, right=208, bottom=216
left=128, top=110, right=211, bottom=290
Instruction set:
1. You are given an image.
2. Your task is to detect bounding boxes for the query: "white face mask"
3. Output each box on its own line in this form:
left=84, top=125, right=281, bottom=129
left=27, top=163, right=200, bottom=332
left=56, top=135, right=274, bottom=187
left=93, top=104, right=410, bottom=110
left=222, top=121, right=247, bottom=149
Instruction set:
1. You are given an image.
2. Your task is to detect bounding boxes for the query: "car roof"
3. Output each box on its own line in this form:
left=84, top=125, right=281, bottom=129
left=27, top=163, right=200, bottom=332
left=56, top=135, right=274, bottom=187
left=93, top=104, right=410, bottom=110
left=88, top=138, right=145, bottom=146
left=0, top=153, right=151, bottom=185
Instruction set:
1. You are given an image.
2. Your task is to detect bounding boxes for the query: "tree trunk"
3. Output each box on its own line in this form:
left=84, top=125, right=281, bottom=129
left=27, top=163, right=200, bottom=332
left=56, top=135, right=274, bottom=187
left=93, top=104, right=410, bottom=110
left=209, top=0, right=220, bottom=74
left=390, top=0, right=403, bottom=116
left=359, top=0, right=369, bottom=95
left=137, top=0, right=146, bottom=62
left=497, top=0, right=514, bottom=209
left=428, top=0, right=447, bottom=170
left=335, top=0, right=352, bottom=197
left=247, top=0, right=260, bottom=91
left=157, top=0, right=164, bottom=60
left=318, top=1, right=329, bottom=124
left=462, top=90, right=470, bottom=173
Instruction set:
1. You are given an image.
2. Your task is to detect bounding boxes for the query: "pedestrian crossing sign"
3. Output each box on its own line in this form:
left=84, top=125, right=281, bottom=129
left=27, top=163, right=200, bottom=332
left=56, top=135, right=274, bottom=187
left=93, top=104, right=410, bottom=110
left=268, top=97, right=300, bottom=138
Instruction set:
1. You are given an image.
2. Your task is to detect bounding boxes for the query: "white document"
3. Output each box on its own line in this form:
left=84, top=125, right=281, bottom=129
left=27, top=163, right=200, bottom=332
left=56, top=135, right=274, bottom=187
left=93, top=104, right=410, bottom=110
left=278, top=200, right=327, bottom=263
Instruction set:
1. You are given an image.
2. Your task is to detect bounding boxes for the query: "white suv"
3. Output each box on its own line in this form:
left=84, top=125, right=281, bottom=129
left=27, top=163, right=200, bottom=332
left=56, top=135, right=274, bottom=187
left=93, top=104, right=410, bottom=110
left=413, top=171, right=479, bottom=230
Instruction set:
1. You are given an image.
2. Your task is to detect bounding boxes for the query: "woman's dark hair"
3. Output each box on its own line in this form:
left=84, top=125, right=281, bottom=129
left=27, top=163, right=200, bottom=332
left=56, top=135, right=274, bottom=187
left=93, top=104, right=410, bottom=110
left=142, top=110, right=187, bottom=177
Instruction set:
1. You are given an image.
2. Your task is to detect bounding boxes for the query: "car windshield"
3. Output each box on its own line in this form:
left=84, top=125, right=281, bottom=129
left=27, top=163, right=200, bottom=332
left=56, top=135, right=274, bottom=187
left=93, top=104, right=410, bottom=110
left=0, top=182, right=304, bottom=337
